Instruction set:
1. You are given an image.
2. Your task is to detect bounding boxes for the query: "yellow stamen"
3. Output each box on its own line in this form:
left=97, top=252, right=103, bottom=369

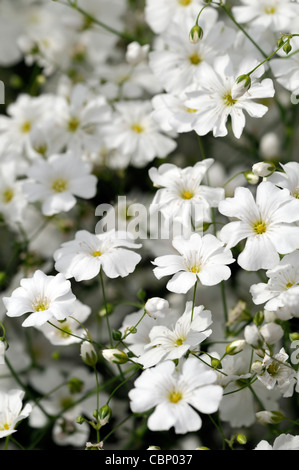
left=131, top=123, right=144, bottom=133
left=181, top=190, right=193, bottom=200
left=286, top=282, right=294, bottom=289
left=68, top=117, right=80, bottom=132
left=2, top=189, right=14, bottom=203
left=223, top=92, right=237, bottom=107
left=253, top=221, right=267, bottom=235
left=178, top=0, right=192, bottom=6
left=21, top=121, right=32, bottom=133
left=264, top=6, right=276, bottom=14
left=189, top=52, right=202, bottom=65
left=93, top=250, right=102, bottom=257
left=186, top=107, right=198, bottom=114
left=51, top=179, right=68, bottom=193
left=175, top=338, right=184, bottom=346
left=189, top=265, right=201, bottom=273
left=168, top=390, right=183, bottom=403
left=33, top=300, right=49, bottom=312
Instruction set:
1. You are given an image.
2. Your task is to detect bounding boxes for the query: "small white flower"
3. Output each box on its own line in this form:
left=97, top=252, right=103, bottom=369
left=126, top=41, right=150, bottom=66
left=144, top=297, right=171, bottom=319
left=0, top=389, right=32, bottom=438
left=268, top=161, right=299, bottom=199
left=54, top=229, right=142, bottom=282
left=129, top=357, right=223, bottom=434
left=149, top=159, right=224, bottom=227
left=2, top=270, right=76, bottom=327
left=219, top=181, right=299, bottom=271
left=152, top=233, right=234, bottom=294
left=138, top=302, right=212, bottom=368
left=185, top=55, right=275, bottom=139
left=250, top=251, right=299, bottom=320
left=23, top=152, right=97, bottom=216
left=257, top=348, right=296, bottom=397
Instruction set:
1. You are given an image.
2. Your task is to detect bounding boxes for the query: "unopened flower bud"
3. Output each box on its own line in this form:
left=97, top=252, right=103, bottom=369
left=80, top=341, right=98, bottom=367
left=289, top=332, right=299, bottom=342
left=211, top=357, right=222, bottom=369
left=244, top=171, right=259, bottom=185
left=253, top=310, right=264, bottom=326
left=256, top=410, right=284, bottom=425
left=145, top=297, right=170, bottom=319
left=232, top=74, right=251, bottom=99
left=236, top=434, right=247, bottom=445
left=252, top=161, right=276, bottom=178
left=196, top=446, right=210, bottom=450
left=189, top=25, right=204, bottom=44
left=226, top=339, right=246, bottom=355
left=126, top=41, right=150, bottom=66
left=147, top=446, right=161, bottom=450
left=98, top=404, right=112, bottom=426
left=251, top=360, right=263, bottom=373
left=68, top=377, right=84, bottom=394
left=102, top=348, right=128, bottom=364
left=283, top=40, right=292, bottom=55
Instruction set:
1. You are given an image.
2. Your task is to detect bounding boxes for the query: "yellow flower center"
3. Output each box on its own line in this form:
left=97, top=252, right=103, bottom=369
left=293, top=186, right=299, bottom=199
left=286, top=282, right=294, bottom=289
left=51, top=178, right=68, bottom=193
left=2, top=189, right=14, bottom=204
left=175, top=337, right=185, bottom=346
left=131, top=123, right=144, bottom=133
left=168, top=390, right=183, bottom=403
left=33, top=299, right=49, bottom=312
left=21, top=121, right=32, bottom=133
left=253, top=220, right=267, bottom=235
left=185, top=107, right=198, bottom=114
left=0, top=423, right=10, bottom=431
left=181, top=190, right=194, bottom=200
left=264, top=6, right=276, bottom=14
left=93, top=250, right=102, bottom=257
left=189, top=265, right=201, bottom=273
left=68, top=117, right=80, bottom=132
left=58, top=322, right=72, bottom=338
left=223, top=92, right=237, bottom=107
left=189, top=52, right=202, bottom=65
left=178, top=0, right=192, bottom=5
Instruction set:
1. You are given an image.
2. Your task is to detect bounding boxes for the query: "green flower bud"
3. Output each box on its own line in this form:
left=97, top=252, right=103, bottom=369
left=98, top=404, right=112, bottom=426
left=256, top=410, right=284, bottom=425
left=244, top=171, right=259, bottom=185
left=189, top=25, right=204, bottom=44
left=68, top=377, right=84, bottom=394
left=253, top=310, right=264, bottom=327
left=80, top=341, right=98, bottom=367
left=283, top=40, right=292, bottom=54
left=236, top=434, right=247, bottom=445
left=211, top=357, right=222, bottom=369
left=112, top=329, right=123, bottom=341
left=102, top=348, right=129, bottom=364
left=226, top=339, right=246, bottom=355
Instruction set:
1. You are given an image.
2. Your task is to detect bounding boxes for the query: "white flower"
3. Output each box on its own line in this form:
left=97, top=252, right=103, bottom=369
left=54, top=83, right=112, bottom=154
left=255, top=434, right=299, bottom=450
left=271, top=37, right=299, bottom=93
left=102, top=100, right=177, bottom=168
left=144, top=297, right=171, bottom=319
left=148, top=159, right=224, bottom=227
left=250, top=251, right=299, bottom=320
left=252, top=162, right=276, bottom=178
left=184, top=55, right=275, bottom=139
left=0, top=389, right=32, bottom=438
left=232, top=0, right=299, bottom=33
left=152, top=233, right=234, bottom=294
left=259, top=322, right=284, bottom=345
left=138, top=302, right=212, bottom=368
left=256, top=348, right=296, bottom=397
left=54, top=229, right=142, bottom=282
left=126, top=41, right=150, bottom=66
left=218, top=181, right=299, bottom=271
left=129, top=357, right=223, bottom=434
left=2, top=270, right=76, bottom=328
left=148, top=10, right=235, bottom=94
left=0, top=161, right=27, bottom=225
left=268, top=161, right=299, bottom=199
left=23, top=152, right=97, bottom=216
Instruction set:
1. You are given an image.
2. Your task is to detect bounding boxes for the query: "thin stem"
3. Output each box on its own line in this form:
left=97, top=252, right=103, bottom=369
left=99, top=268, right=113, bottom=348
left=93, top=364, right=101, bottom=443
left=191, top=281, right=198, bottom=322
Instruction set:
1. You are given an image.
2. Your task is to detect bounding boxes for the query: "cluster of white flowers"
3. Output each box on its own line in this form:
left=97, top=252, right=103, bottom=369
left=0, top=0, right=299, bottom=453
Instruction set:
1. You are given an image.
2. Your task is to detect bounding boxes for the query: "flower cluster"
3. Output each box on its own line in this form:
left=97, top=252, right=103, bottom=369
left=0, top=0, right=299, bottom=453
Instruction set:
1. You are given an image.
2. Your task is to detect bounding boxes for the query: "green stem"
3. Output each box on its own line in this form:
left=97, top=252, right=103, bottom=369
left=93, top=364, right=101, bottom=443
left=99, top=268, right=113, bottom=348
left=220, top=4, right=268, bottom=59
left=191, top=281, right=198, bottom=322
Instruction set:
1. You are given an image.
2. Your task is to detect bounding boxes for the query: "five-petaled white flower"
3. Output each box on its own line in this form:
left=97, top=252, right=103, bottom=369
left=54, top=229, right=142, bottom=282
left=0, top=389, right=32, bottom=438
left=218, top=181, right=299, bottom=271
left=2, top=270, right=76, bottom=327
left=152, top=232, right=234, bottom=294
left=129, top=357, right=223, bottom=434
